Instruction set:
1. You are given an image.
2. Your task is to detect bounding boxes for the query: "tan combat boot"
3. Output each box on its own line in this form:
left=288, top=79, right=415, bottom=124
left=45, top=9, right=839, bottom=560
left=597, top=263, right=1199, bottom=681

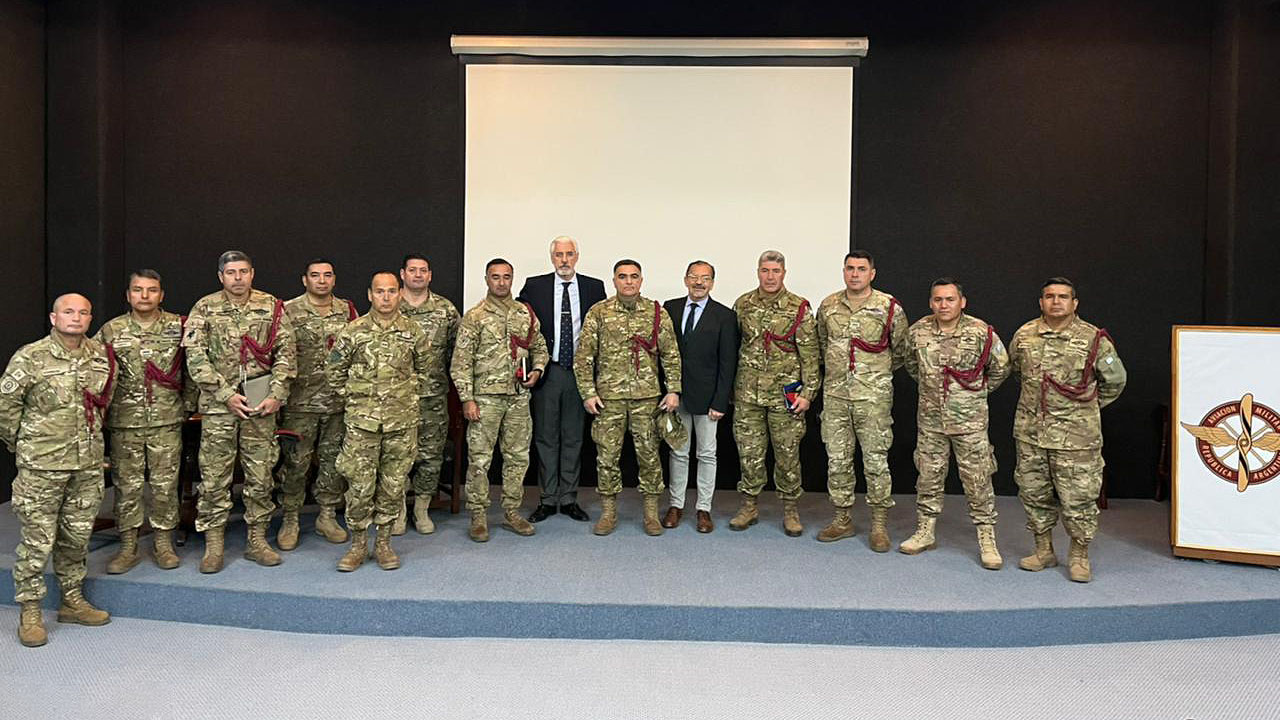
left=868, top=507, right=891, bottom=553
left=392, top=497, right=407, bottom=536
left=977, top=524, right=1003, bottom=570
left=106, top=528, right=141, bottom=575
left=200, top=526, right=225, bottom=574
left=593, top=495, right=618, bottom=536
left=277, top=511, right=300, bottom=551
left=374, top=525, right=400, bottom=570
left=899, top=516, right=938, bottom=555
left=18, top=601, right=46, bottom=648
left=1068, top=538, right=1092, bottom=583
left=1019, top=531, right=1058, bottom=571
left=502, top=509, right=535, bottom=536
left=642, top=495, right=663, bottom=536
left=728, top=494, right=758, bottom=531
left=782, top=500, right=803, bottom=537
left=152, top=529, right=180, bottom=570
left=315, top=506, right=348, bottom=543
left=816, top=507, right=855, bottom=543
left=244, top=523, right=282, bottom=567
left=414, top=497, right=435, bottom=535
left=469, top=510, right=490, bottom=543
left=337, top=528, right=367, bottom=572
left=57, top=588, right=110, bottom=626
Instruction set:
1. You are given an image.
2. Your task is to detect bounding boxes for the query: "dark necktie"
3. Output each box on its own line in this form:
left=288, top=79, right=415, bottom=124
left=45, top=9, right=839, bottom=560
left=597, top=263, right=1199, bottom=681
left=559, top=281, right=574, bottom=366
left=684, top=302, right=699, bottom=336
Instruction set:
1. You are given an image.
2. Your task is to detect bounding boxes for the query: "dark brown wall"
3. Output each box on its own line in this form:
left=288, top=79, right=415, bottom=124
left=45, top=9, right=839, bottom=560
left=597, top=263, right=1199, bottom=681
left=0, top=0, right=46, bottom=502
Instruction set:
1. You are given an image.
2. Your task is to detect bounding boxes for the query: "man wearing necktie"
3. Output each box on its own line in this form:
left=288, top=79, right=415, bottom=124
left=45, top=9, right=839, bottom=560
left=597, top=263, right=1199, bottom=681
left=517, top=236, right=607, bottom=522
left=662, top=261, right=739, bottom=533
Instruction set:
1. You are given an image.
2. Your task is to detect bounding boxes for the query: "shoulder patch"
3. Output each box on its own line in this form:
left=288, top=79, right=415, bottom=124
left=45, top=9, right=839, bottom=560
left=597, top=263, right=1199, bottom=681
left=10, top=368, right=28, bottom=383
left=0, top=377, right=18, bottom=394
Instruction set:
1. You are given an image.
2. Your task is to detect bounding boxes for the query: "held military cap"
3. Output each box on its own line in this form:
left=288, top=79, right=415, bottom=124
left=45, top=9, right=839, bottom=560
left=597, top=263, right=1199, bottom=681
left=654, top=408, right=689, bottom=451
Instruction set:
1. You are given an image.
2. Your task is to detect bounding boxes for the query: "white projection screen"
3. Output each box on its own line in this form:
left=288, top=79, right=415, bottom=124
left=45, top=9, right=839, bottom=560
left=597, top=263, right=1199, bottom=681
left=462, top=60, right=855, bottom=310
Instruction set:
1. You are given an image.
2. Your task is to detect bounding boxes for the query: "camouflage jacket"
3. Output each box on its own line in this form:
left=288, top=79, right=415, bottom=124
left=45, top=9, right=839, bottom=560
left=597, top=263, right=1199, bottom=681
left=733, top=288, right=820, bottom=409
left=96, top=311, right=193, bottom=428
left=575, top=295, right=682, bottom=401
left=327, top=311, right=430, bottom=433
left=183, top=289, right=296, bottom=414
left=451, top=295, right=549, bottom=402
left=905, top=313, right=1010, bottom=435
left=399, top=292, right=459, bottom=398
left=816, top=288, right=908, bottom=403
left=284, top=294, right=357, bottom=414
left=0, top=333, right=115, bottom=470
left=1009, top=316, right=1126, bottom=450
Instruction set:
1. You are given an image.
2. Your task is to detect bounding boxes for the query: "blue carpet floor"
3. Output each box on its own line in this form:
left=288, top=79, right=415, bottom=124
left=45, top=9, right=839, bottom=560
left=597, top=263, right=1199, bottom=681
left=2, top=492, right=1277, bottom=647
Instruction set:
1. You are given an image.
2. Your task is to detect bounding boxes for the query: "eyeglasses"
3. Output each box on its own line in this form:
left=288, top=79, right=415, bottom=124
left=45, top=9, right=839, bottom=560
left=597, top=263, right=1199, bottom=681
left=685, top=275, right=714, bottom=283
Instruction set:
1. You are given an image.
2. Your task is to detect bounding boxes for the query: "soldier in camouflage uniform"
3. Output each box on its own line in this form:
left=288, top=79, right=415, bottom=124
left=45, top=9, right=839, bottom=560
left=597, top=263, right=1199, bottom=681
left=576, top=259, right=682, bottom=536
left=183, top=250, right=296, bottom=574
left=729, top=250, right=820, bottom=537
left=902, top=278, right=1009, bottom=570
left=399, top=254, right=460, bottom=536
left=276, top=259, right=358, bottom=551
left=96, top=270, right=192, bottom=574
left=451, top=259, right=548, bottom=542
left=815, top=251, right=909, bottom=551
left=1009, top=277, right=1126, bottom=582
left=328, top=272, right=430, bottom=571
left=1, top=294, right=115, bottom=647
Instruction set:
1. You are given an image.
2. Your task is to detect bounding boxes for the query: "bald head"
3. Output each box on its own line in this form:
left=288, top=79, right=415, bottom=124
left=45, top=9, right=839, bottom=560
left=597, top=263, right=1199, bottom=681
left=369, top=271, right=401, bottom=316
left=50, top=293, right=93, bottom=339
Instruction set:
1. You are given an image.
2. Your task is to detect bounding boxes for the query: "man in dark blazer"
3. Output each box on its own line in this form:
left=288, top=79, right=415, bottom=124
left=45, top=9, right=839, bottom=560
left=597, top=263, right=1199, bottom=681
left=662, top=260, right=739, bottom=533
left=517, top=236, right=608, bottom=522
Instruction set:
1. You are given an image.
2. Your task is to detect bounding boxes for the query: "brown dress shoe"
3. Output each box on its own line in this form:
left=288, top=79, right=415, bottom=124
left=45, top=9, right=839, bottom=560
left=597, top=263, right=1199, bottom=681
left=661, top=507, right=683, bottom=529
left=696, top=510, right=714, bottom=533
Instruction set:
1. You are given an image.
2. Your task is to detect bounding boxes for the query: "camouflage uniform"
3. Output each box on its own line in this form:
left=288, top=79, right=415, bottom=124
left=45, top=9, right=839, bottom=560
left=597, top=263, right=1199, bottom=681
left=183, top=289, right=296, bottom=532
left=277, top=295, right=357, bottom=513
left=575, top=296, right=682, bottom=497
left=96, top=311, right=190, bottom=532
left=451, top=295, right=548, bottom=511
left=0, top=333, right=114, bottom=603
left=816, top=289, right=908, bottom=510
left=904, top=314, right=1009, bottom=524
left=732, top=288, right=820, bottom=501
left=327, top=312, right=429, bottom=530
left=400, top=294, right=459, bottom=504
left=1009, top=316, right=1126, bottom=542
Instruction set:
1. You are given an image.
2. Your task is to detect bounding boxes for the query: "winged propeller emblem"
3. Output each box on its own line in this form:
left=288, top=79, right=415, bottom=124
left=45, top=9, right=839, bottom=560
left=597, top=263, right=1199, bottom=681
left=1182, top=394, right=1280, bottom=492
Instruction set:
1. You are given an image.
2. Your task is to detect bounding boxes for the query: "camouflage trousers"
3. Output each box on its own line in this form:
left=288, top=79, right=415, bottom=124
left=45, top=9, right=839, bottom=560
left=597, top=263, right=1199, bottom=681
left=277, top=410, right=347, bottom=512
left=913, top=428, right=997, bottom=525
left=592, top=397, right=664, bottom=497
left=821, top=395, right=895, bottom=510
left=1014, top=440, right=1104, bottom=542
left=733, top=400, right=806, bottom=501
left=410, top=394, right=449, bottom=500
left=108, top=423, right=182, bottom=531
left=464, top=394, right=531, bottom=512
left=338, top=424, right=416, bottom=531
left=196, top=413, right=278, bottom=532
left=11, top=467, right=104, bottom=603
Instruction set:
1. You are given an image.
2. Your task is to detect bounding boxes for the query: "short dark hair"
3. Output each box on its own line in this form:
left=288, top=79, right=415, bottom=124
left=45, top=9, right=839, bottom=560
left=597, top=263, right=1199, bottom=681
left=128, top=268, right=163, bottom=286
left=485, top=258, right=513, bottom=273
left=685, top=260, right=715, bottom=279
left=370, top=271, right=401, bottom=288
left=1042, top=276, right=1077, bottom=298
left=613, top=259, right=642, bottom=273
left=402, top=253, right=429, bottom=269
left=931, top=276, right=964, bottom=297
left=303, top=257, right=335, bottom=275
left=218, top=250, right=251, bottom=272
left=845, top=250, right=875, bottom=268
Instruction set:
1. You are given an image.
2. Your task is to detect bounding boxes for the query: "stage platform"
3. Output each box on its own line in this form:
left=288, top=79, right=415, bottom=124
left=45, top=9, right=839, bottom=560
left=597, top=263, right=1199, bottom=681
left=2, top=492, right=1277, bottom=648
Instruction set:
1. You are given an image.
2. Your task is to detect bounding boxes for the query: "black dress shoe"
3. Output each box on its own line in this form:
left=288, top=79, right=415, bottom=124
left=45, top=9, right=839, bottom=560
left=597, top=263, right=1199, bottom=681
left=528, top=504, right=558, bottom=523
left=560, top=502, right=591, bottom=522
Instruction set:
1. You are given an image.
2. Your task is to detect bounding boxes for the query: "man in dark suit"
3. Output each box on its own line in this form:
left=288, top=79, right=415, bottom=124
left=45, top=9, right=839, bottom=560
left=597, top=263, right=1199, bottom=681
left=662, top=260, right=739, bottom=533
left=517, top=236, right=608, bottom=522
